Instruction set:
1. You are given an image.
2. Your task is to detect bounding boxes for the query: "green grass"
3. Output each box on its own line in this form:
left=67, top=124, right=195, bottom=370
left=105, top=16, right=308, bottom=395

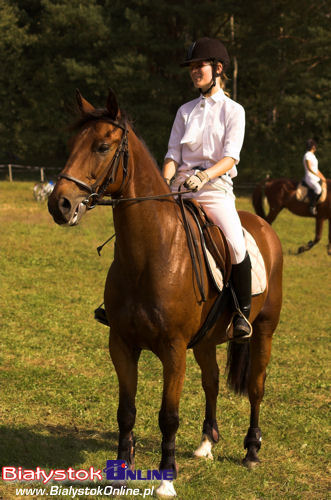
left=0, top=182, right=330, bottom=500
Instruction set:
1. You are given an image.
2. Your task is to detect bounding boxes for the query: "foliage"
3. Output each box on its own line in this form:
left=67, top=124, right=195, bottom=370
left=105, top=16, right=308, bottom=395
left=0, top=1, right=330, bottom=180
left=0, top=181, right=330, bottom=499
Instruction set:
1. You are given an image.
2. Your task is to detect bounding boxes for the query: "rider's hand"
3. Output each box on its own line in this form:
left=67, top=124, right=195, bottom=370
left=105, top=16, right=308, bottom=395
left=184, top=171, right=210, bottom=192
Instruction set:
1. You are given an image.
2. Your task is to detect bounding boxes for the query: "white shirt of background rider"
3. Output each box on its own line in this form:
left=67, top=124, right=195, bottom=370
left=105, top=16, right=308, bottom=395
left=303, top=150, right=319, bottom=183
left=165, top=89, right=245, bottom=187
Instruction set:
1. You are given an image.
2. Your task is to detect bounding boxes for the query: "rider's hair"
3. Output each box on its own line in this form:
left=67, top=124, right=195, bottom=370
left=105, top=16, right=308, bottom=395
left=219, top=72, right=230, bottom=97
left=306, top=138, right=317, bottom=151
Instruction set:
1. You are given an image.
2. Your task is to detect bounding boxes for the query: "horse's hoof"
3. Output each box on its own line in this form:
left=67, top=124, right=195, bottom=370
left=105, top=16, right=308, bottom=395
left=242, top=456, right=261, bottom=469
left=156, top=480, right=177, bottom=498
left=193, top=435, right=214, bottom=460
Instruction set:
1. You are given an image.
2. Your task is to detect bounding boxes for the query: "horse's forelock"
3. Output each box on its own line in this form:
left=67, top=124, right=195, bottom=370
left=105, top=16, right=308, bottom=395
left=71, top=108, right=129, bottom=132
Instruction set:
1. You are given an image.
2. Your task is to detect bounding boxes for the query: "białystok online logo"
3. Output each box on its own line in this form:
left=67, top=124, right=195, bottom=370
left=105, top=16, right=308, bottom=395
left=103, top=460, right=174, bottom=481
left=2, top=462, right=174, bottom=483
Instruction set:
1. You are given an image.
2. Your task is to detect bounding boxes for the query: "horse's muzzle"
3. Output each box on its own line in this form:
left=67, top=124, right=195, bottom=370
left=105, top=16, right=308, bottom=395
left=48, top=191, right=87, bottom=226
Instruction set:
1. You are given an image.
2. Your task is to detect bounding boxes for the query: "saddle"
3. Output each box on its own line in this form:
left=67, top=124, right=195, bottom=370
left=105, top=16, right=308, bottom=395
left=181, top=199, right=267, bottom=349
left=296, top=179, right=327, bottom=204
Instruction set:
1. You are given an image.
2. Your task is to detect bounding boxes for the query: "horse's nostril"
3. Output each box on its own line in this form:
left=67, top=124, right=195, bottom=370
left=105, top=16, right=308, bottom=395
left=59, top=196, right=72, bottom=215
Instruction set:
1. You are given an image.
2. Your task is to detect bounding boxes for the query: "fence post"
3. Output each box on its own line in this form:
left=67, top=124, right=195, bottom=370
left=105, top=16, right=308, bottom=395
left=40, top=167, right=44, bottom=182
left=8, top=164, right=13, bottom=182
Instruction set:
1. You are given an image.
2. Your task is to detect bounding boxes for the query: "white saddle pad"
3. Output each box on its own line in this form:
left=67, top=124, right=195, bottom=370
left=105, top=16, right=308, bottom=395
left=206, top=228, right=266, bottom=296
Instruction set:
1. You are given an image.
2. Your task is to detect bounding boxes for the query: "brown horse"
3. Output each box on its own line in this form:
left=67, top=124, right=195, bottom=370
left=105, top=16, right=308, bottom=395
left=48, top=90, right=283, bottom=497
left=252, top=177, right=331, bottom=254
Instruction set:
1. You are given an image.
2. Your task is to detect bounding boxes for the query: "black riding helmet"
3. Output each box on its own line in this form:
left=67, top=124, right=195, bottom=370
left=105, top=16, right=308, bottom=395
left=181, top=37, right=230, bottom=95
left=181, top=37, right=230, bottom=72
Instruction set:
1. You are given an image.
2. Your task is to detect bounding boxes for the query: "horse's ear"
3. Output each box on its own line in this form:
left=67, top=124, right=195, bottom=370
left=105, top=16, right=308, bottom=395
left=106, top=88, right=119, bottom=120
left=76, top=89, right=95, bottom=114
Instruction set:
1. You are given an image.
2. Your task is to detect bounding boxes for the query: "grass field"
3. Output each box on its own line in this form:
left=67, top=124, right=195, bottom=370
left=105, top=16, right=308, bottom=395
left=0, top=181, right=330, bottom=500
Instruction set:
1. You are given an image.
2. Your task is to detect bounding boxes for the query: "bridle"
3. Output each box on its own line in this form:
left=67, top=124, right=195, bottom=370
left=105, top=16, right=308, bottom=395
left=58, top=118, right=129, bottom=209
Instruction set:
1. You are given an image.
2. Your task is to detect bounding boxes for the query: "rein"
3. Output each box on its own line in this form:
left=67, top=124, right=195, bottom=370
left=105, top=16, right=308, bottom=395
left=96, top=190, right=193, bottom=206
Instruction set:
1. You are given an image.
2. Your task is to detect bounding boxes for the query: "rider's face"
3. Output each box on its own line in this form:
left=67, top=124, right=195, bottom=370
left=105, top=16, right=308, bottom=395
left=189, top=61, right=213, bottom=89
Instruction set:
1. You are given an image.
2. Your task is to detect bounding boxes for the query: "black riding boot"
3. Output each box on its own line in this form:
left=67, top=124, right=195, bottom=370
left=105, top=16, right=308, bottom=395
left=230, top=252, right=252, bottom=342
left=308, top=190, right=320, bottom=216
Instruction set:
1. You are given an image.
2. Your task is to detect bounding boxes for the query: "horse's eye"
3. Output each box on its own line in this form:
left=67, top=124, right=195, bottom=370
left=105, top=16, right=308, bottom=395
left=97, top=143, right=110, bottom=154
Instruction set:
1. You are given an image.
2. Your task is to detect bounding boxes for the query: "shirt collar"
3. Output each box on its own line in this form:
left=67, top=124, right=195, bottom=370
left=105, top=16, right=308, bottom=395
left=200, top=88, right=225, bottom=104
left=210, top=89, right=226, bottom=103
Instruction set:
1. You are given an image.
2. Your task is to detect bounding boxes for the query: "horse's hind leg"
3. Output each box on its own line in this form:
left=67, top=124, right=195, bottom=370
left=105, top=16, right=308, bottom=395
left=109, top=333, right=141, bottom=469
left=243, top=323, right=273, bottom=468
left=313, top=217, right=324, bottom=245
left=266, top=206, right=282, bottom=225
left=156, top=340, right=187, bottom=498
left=193, top=343, right=219, bottom=459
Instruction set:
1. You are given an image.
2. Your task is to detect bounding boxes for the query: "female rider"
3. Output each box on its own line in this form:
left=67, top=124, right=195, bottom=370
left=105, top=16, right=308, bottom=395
left=162, top=37, right=251, bottom=342
left=303, top=139, right=326, bottom=215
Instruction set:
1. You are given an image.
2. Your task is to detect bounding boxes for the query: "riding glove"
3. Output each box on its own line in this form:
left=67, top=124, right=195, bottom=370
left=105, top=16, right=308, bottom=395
left=184, top=170, right=210, bottom=192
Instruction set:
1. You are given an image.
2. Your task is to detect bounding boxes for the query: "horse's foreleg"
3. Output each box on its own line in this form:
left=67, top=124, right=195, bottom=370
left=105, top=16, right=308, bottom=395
left=109, top=334, right=141, bottom=469
left=193, top=343, right=219, bottom=460
left=243, top=328, right=273, bottom=468
left=156, top=341, right=186, bottom=497
left=298, top=217, right=324, bottom=253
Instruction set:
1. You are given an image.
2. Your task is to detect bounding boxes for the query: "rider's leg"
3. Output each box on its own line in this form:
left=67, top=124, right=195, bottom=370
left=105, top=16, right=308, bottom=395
left=305, top=178, right=322, bottom=216
left=197, top=189, right=252, bottom=341
left=230, top=252, right=252, bottom=340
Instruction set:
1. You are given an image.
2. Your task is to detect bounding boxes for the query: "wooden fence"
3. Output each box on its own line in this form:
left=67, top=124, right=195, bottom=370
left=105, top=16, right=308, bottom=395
left=0, top=164, right=256, bottom=192
left=0, top=164, right=59, bottom=182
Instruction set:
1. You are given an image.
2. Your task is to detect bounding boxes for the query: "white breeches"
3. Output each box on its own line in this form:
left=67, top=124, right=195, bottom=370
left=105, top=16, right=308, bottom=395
left=304, top=176, right=322, bottom=195
left=172, top=176, right=246, bottom=264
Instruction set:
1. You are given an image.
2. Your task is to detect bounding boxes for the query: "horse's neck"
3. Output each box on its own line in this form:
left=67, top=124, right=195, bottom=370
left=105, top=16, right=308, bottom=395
left=124, top=134, right=168, bottom=199
left=113, top=132, right=180, bottom=260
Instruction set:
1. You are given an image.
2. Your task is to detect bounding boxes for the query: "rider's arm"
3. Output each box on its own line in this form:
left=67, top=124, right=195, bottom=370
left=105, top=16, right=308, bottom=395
left=204, top=156, right=236, bottom=180
left=162, top=158, right=178, bottom=185
left=305, top=159, right=326, bottom=182
left=205, top=102, right=244, bottom=180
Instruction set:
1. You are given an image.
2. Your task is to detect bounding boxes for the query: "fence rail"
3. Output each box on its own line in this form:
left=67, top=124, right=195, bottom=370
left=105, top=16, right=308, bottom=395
left=0, top=164, right=60, bottom=182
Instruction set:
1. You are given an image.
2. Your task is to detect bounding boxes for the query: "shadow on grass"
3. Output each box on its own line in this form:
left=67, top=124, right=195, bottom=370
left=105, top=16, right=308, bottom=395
left=217, top=455, right=243, bottom=466
left=0, top=425, right=118, bottom=469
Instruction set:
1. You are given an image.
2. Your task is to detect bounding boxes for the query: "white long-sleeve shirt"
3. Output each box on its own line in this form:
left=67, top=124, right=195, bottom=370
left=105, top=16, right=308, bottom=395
left=165, top=89, right=245, bottom=180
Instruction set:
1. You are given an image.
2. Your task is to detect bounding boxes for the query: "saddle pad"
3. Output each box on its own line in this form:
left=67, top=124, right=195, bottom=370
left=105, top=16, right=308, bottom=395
left=206, top=228, right=266, bottom=296
left=296, top=180, right=327, bottom=203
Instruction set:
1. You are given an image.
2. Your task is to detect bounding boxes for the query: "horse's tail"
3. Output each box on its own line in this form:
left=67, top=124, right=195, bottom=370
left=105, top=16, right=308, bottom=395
left=252, top=178, right=268, bottom=219
left=226, top=342, right=250, bottom=395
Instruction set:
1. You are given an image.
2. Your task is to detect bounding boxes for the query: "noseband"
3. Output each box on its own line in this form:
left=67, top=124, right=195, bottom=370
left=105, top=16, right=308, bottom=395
left=58, top=119, right=129, bottom=209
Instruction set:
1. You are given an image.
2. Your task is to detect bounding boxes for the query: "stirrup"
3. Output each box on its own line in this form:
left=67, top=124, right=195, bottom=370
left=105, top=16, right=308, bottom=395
left=231, top=312, right=253, bottom=343
left=94, top=306, right=110, bottom=326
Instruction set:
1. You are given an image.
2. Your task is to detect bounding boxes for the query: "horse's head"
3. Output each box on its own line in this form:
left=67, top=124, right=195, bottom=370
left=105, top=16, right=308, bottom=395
left=48, top=89, right=128, bottom=225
